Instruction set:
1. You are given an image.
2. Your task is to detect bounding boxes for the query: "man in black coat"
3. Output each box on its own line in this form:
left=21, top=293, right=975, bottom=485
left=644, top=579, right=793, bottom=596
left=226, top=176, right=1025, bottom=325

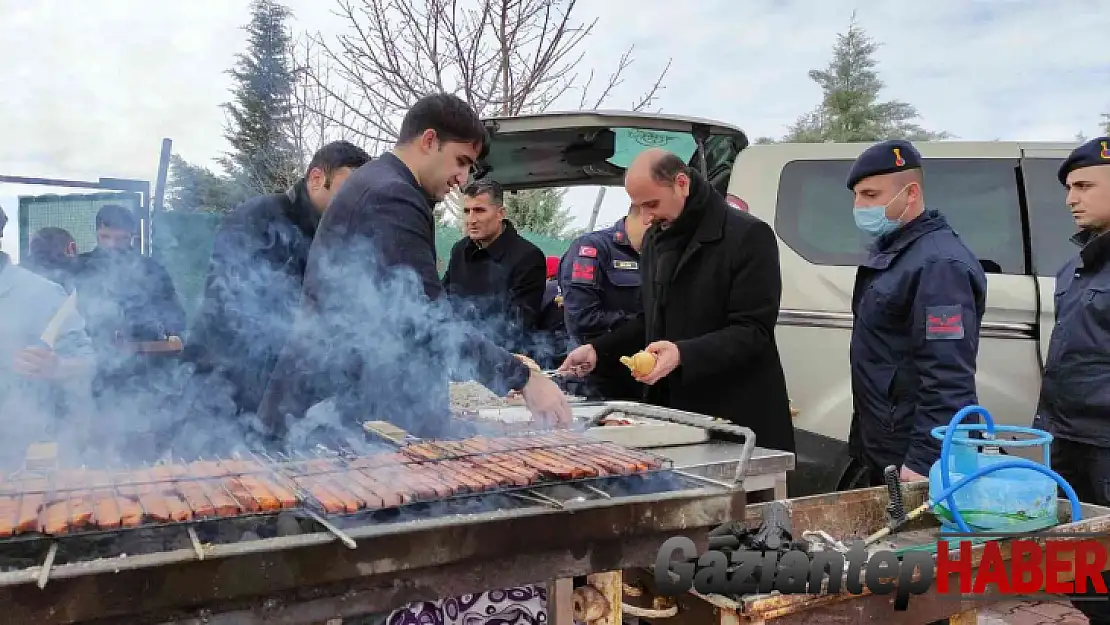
left=74, top=205, right=187, bottom=402
left=442, top=178, right=547, bottom=355
left=183, top=141, right=371, bottom=423
left=559, top=148, right=794, bottom=453
left=258, top=93, right=570, bottom=445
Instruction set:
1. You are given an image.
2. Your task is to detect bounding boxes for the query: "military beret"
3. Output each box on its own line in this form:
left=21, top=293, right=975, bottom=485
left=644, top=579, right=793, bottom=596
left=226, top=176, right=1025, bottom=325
left=1057, top=136, right=1110, bottom=185
left=846, top=139, right=923, bottom=190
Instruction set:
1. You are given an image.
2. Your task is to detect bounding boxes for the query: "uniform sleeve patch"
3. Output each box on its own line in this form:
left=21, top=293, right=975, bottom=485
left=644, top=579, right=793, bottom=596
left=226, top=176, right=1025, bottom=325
left=925, top=305, right=964, bottom=340
left=578, top=245, right=598, bottom=258
left=571, top=258, right=598, bottom=285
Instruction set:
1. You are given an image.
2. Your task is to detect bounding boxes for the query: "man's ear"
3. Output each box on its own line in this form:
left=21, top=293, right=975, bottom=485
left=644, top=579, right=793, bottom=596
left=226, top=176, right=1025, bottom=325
left=676, top=173, right=691, bottom=198
left=65, top=242, right=77, bottom=257
left=420, top=129, right=439, bottom=152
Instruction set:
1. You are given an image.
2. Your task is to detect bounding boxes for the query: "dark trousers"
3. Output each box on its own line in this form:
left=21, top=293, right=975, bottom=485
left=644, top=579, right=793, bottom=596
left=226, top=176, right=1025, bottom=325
left=1051, top=438, right=1110, bottom=624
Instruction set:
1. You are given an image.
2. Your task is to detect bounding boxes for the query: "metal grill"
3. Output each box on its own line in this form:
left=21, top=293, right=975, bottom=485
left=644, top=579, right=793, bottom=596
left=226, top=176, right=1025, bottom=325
left=0, top=411, right=754, bottom=624
left=0, top=431, right=671, bottom=541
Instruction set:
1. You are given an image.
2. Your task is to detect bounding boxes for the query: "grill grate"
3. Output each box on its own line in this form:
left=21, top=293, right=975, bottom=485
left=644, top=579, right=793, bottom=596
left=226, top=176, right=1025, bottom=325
left=0, top=430, right=671, bottom=541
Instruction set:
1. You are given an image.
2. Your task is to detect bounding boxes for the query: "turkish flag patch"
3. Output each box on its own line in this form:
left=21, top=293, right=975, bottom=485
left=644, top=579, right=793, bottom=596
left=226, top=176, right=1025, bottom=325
left=925, top=305, right=964, bottom=341
left=578, top=245, right=598, bottom=258
left=571, top=258, right=598, bottom=285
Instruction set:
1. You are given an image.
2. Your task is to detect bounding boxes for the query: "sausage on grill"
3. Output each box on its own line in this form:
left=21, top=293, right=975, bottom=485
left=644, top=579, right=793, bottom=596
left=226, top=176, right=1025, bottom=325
left=0, top=497, right=17, bottom=537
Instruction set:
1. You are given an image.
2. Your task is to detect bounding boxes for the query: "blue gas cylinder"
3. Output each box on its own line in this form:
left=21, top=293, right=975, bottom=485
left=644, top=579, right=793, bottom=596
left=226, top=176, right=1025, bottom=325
left=928, top=411, right=1058, bottom=534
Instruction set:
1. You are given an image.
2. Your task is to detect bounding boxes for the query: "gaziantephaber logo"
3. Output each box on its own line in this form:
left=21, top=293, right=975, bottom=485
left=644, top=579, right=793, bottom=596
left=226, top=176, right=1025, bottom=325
left=655, top=533, right=1109, bottom=610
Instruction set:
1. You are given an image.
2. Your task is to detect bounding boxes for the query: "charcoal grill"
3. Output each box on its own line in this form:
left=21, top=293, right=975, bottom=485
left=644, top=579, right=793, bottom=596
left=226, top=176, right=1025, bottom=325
left=0, top=426, right=753, bottom=624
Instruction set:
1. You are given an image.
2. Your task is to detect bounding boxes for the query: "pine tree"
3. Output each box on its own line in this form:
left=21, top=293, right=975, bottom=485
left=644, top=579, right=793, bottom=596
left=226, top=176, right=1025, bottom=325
left=165, top=155, right=250, bottom=213
left=504, top=189, right=575, bottom=238
left=783, top=13, right=949, bottom=143
left=1100, top=113, right=1110, bottom=136
left=220, top=0, right=301, bottom=194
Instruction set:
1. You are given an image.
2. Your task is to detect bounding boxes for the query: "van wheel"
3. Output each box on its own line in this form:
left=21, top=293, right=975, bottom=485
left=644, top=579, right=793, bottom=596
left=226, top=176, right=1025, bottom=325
left=837, top=463, right=870, bottom=491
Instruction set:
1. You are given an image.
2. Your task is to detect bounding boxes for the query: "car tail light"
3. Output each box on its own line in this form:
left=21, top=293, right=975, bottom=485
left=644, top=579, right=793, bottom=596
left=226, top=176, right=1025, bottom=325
left=726, top=194, right=749, bottom=212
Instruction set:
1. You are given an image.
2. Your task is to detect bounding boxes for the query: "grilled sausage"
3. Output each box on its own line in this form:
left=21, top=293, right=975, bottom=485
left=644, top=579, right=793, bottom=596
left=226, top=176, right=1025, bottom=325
left=39, top=499, right=70, bottom=535
left=224, top=478, right=263, bottom=513
left=0, top=496, right=18, bottom=537
left=117, top=496, right=144, bottom=527
left=544, top=447, right=612, bottom=477
left=201, top=481, right=242, bottom=517
left=240, top=475, right=283, bottom=511
left=175, top=480, right=217, bottom=518
left=92, top=491, right=122, bottom=529
left=326, top=473, right=379, bottom=510
left=465, top=459, right=530, bottom=488
left=253, top=475, right=298, bottom=509
left=15, top=491, right=44, bottom=534
left=295, top=476, right=349, bottom=514
left=352, top=470, right=406, bottom=507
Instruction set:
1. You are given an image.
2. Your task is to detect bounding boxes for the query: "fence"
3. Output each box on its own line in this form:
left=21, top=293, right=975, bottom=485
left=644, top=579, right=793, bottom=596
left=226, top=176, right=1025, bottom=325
left=17, top=192, right=143, bottom=257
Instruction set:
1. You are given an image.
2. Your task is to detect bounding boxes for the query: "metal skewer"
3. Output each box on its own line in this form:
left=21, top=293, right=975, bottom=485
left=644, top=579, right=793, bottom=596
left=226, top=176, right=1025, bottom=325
left=583, top=484, right=612, bottom=499
left=187, top=526, right=206, bottom=561
left=37, top=542, right=58, bottom=589
left=523, top=489, right=566, bottom=509
left=302, top=509, right=357, bottom=549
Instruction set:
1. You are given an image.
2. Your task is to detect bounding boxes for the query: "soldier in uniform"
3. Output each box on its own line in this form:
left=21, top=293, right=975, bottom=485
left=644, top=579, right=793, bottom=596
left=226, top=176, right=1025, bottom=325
left=845, top=140, right=987, bottom=484
left=558, top=204, right=648, bottom=400
left=1035, top=136, right=1110, bottom=624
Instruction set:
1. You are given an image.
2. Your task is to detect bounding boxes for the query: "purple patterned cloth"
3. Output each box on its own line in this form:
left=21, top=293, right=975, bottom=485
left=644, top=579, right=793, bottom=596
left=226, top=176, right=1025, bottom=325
left=386, top=585, right=549, bottom=625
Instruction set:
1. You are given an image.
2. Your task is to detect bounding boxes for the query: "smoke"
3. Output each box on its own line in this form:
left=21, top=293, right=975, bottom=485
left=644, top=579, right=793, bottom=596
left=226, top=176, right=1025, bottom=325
left=0, top=220, right=550, bottom=472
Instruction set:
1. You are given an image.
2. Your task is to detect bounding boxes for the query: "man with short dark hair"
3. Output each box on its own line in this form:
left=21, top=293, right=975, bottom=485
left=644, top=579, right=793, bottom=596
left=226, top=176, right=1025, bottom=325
left=844, top=139, right=986, bottom=484
left=184, top=140, right=371, bottom=422
left=1035, top=136, right=1110, bottom=624
left=75, top=204, right=186, bottom=362
left=259, top=93, right=570, bottom=444
left=24, top=227, right=78, bottom=291
left=442, top=178, right=547, bottom=354
left=560, top=148, right=795, bottom=453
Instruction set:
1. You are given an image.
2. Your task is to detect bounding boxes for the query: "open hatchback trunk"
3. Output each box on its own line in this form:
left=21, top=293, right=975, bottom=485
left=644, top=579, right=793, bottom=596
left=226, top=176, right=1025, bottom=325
left=477, top=111, right=749, bottom=196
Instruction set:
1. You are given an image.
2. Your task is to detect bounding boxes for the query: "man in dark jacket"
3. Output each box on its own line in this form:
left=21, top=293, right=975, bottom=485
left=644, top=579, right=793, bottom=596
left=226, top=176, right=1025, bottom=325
left=844, top=140, right=987, bottom=484
left=74, top=205, right=186, bottom=401
left=559, top=205, right=647, bottom=401
left=442, top=179, right=547, bottom=354
left=559, top=148, right=795, bottom=453
left=183, top=141, right=370, bottom=421
left=1034, top=136, right=1110, bottom=624
left=258, top=93, right=570, bottom=445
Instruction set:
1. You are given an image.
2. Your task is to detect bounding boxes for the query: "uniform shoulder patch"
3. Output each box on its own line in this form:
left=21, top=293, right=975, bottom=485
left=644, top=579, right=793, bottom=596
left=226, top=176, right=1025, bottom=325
left=570, top=257, right=598, bottom=286
left=925, top=305, right=964, bottom=340
left=577, top=245, right=598, bottom=258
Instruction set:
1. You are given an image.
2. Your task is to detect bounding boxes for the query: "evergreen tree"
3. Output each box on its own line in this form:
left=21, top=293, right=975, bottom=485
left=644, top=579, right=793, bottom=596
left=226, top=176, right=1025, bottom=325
left=783, top=13, right=950, bottom=143
left=504, top=189, right=575, bottom=238
left=220, top=0, right=301, bottom=194
left=1100, top=113, right=1110, bottom=135
left=165, top=154, right=249, bottom=213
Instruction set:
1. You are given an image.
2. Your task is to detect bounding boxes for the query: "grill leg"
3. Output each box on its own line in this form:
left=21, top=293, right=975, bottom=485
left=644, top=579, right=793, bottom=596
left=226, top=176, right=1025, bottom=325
left=547, top=578, right=575, bottom=625
left=574, top=571, right=622, bottom=625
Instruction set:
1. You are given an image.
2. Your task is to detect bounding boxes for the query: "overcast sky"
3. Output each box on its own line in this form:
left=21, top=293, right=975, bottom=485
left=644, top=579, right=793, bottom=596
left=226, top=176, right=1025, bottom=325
left=2, top=0, right=1108, bottom=260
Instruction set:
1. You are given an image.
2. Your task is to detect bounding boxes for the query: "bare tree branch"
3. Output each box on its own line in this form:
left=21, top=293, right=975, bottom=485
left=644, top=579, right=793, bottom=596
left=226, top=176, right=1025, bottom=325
left=295, top=0, right=671, bottom=146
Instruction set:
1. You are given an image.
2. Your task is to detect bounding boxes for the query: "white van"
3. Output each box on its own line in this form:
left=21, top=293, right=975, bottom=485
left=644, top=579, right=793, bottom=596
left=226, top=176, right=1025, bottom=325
left=480, top=112, right=1078, bottom=496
